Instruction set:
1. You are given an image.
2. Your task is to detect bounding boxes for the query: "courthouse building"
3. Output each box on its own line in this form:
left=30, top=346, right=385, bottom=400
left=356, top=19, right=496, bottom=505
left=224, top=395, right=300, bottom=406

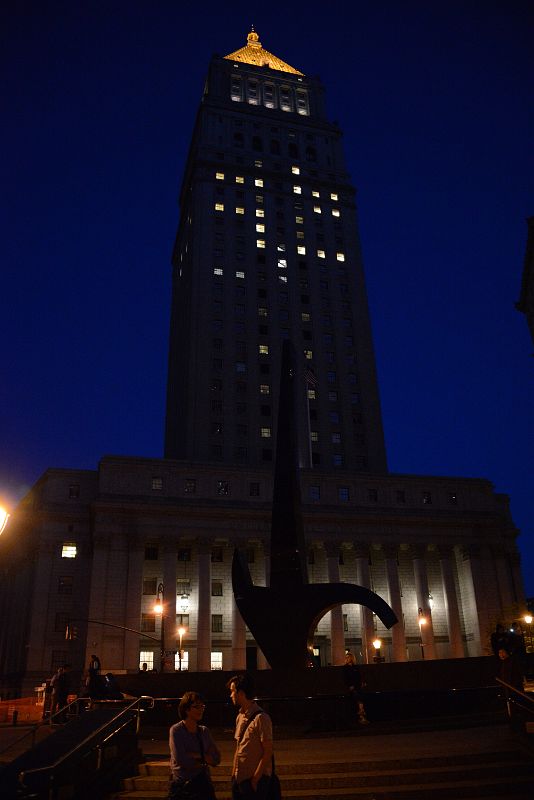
left=0, top=30, right=525, bottom=692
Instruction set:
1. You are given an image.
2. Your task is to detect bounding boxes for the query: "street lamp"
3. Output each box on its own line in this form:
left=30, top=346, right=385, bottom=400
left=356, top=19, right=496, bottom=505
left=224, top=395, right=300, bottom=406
left=418, top=608, right=427, bottom=660
left=372, top=638, right=384, bottom=663
left=154, top=583, right=165, bottom=672
left=177, top=626, right=186, bottom=671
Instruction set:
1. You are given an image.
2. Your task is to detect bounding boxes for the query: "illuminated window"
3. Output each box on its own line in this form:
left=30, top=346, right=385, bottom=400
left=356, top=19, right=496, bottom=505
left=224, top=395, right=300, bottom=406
left=211, top=652, right=223, bottom=670
left=293, top=185, right=302, bottom=194
left=310, top=431, right=318, bottom=441
left=256, top=195, right=263, bottom=203
left=278, top=259, right=287, bottom=269
left=61, top=543, right=77, bottom=559
left=295, top=215, right=304, bottom=224
left=277, top=243, right=286, bottom=252
left=261, top=427, right=271, bottom=438
left=215, top=172, right=224, bottom=180
left=297, top=245, right=306, bottom=255
left=256, top=223, right=265, bottom=233
left=332, top=433, right=341, bottom=444
left=255, top=178, right=264, bottom=187
left=291, top=166, right=300, bottom=175
left=332, top=209, right=340, bottom=217
left=213, top=268, right=223, bottom=276
left=308, top=389, right=316, bottom=400
left=336, top=252, right=345, bottom=261
left=258, top=307, right=268, bottom=317
left=296, top=231, right=304, bottom=239
left=256, top=209, right=264, bottom=218
left=279, top=275, right=287, bottom=283
left=304, top=349, right=313, bottom=360
left=174, top=651, right=189, bottom=671
left=331, top=192, right=338, bottom=200
left=260, top=384, right=270, bottom=394
left=235, top=207, right=245, bottom=215
left=214, top=203, right=224, bottom=211
left=312, top=190, right=320, bottom=198
left=255, top=160, right=262, bottom=168
left=314, top=205, right=322, bottom=214
left=317, top=249, right=325, bottom=258
left=236, top=175, right=244, bottom=183
left=256, top=239, right=266, bottom=248
left=235, top=270, right=245, bottom=278
left=259, top=345, right=269, bottom=355
left=139, top=651, right=154, bottom=671
left=301, top=312, right=310, bottom=322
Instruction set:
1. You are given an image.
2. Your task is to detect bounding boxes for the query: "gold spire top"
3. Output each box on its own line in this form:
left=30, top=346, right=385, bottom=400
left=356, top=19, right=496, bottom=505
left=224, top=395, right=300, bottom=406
left=224, top=28, right=304, bottom=75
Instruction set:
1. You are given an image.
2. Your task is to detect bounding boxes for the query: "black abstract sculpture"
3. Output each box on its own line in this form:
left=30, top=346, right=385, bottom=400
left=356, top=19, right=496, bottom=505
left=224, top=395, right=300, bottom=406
left=232, top=340, right=398, bottom=670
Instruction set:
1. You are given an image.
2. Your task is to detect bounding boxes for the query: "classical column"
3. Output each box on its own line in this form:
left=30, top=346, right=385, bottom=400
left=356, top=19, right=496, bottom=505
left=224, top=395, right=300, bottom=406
left=162, top=540, right=178, bottom=672
left=325, top=542, right=345, bottom=665
left=123, top=534, right=145, bottom=671
left=25, top=538, right=56, bottom=673
left=354, top=543, right=375, bottom=664
left=492, top=544, right=516, bottom=617
left=411, top=545, right=437, bottom=660
left=196, top=539, right=212, bottom=672
left=438, top=545, right=464, bottom=658
left=382, top=544, right=406, bottom=662
left=460, top=544, right=486, bottom=656
left=256, top=543, right=270, bottom=670
left=509, top=551, right=526, bottom=613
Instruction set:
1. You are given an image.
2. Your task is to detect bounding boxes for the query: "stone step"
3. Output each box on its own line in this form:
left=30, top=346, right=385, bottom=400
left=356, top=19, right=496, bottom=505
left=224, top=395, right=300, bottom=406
left=117, top=758, right=534, bottom=799
left=134, top=747, right=522, bottom=777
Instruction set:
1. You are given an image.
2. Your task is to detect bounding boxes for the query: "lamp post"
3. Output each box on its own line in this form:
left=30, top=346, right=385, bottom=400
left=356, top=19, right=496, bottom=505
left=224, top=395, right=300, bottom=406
left=154, top=583, right=165, bottom=672
left=177, top=626, right=186, bottom=671
left=418, top=608, right=427, bottom=660
left=524, top=615, right=533, bottom=649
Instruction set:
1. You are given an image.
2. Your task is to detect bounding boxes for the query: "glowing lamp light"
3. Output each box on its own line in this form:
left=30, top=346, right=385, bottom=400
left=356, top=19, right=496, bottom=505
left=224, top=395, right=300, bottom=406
left=154, top=600, right=163, bottom=614
left=372, top=639, right=382, bottom=651
left=0, top=507, right=9, bottom=535
left=524, top=615, right=533, bottom=625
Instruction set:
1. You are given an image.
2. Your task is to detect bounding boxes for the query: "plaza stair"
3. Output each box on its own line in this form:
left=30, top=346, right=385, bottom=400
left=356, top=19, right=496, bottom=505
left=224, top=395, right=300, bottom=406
left=115, top=723, right=534, bottom=800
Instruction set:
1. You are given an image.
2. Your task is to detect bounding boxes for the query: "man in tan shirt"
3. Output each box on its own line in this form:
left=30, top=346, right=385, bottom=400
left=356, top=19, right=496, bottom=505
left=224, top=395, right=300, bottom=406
left=227, top=673, right=273, bottom=799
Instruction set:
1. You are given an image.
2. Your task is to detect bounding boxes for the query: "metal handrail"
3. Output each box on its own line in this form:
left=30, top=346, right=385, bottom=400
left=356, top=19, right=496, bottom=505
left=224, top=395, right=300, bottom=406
left=18, top=695, right=154, bottom=788
left=0, top=697, right=89, bottom=760
left=495, top=677, right=534, bottom=706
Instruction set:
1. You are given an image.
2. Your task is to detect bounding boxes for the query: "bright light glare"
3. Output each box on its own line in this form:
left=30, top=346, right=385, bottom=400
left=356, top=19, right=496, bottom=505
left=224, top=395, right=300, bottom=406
left=178, top=626, right=186, bottom=636
left=372, top=639, right=381, bottom=650
left=154, top=601, right=163, bottom=614
left=0, top=507, right=9, bottom=535
left=525, top=615, right=533, bottom=625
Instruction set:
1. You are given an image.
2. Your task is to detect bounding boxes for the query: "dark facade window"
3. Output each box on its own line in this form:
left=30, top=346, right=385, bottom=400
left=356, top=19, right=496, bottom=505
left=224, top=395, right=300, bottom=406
left=144, top=545, right=159, bottom=561
left=211, top=614, right=223, bottom=633
left=212, top=581, right=223, bottom=596
left=143, top=578, right=158, bottom=595
left=211, top=547, right=223, bottom=562
left=184, top=478, right=196, bottom=494
left=396, top=490, right=406, bottom=504
left=54, top=612, right=70, bottom=633
left=422, top=492, right=432, bottom=505
left=58, top=576, right=73, bottom=595
left=217, top=481, right=229, bottom=496
left=152, top=476, right=163, bottom=491
left=178, top=549, right=191, bottom=562
left=448, top=492, right=458, bottom=505
left=338, top=486, right=350, bottom=502
left=309, top=485, right=320, bottom=501
left=68, top=484, right=79, bottom=499
left=141, top=613, right=156, bottom=632
left=249, top=482, right=260, bottom=497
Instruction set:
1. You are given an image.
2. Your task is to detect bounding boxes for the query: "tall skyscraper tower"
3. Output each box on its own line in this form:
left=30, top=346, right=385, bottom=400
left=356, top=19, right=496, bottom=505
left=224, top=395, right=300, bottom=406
left=165, top=29, right=387, bottom=473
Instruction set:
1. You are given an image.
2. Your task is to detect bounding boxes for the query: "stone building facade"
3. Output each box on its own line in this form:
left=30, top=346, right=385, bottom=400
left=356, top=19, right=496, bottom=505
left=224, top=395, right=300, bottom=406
left=0, top=455, right=524, bottom=692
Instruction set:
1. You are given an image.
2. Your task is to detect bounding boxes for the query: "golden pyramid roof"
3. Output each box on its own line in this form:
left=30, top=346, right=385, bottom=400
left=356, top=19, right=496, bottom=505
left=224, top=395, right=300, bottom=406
left=224, top=27, right=304, bottom=76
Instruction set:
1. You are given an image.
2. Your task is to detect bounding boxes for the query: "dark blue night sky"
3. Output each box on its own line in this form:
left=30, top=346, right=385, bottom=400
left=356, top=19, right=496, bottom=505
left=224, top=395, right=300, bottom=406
left=2, top=2, right=533, bottom=593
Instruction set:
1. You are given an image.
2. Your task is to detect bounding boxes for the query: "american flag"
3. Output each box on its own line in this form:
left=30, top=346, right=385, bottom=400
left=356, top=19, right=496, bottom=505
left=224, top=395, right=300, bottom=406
left=304, top=368, right=318, bottom=387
